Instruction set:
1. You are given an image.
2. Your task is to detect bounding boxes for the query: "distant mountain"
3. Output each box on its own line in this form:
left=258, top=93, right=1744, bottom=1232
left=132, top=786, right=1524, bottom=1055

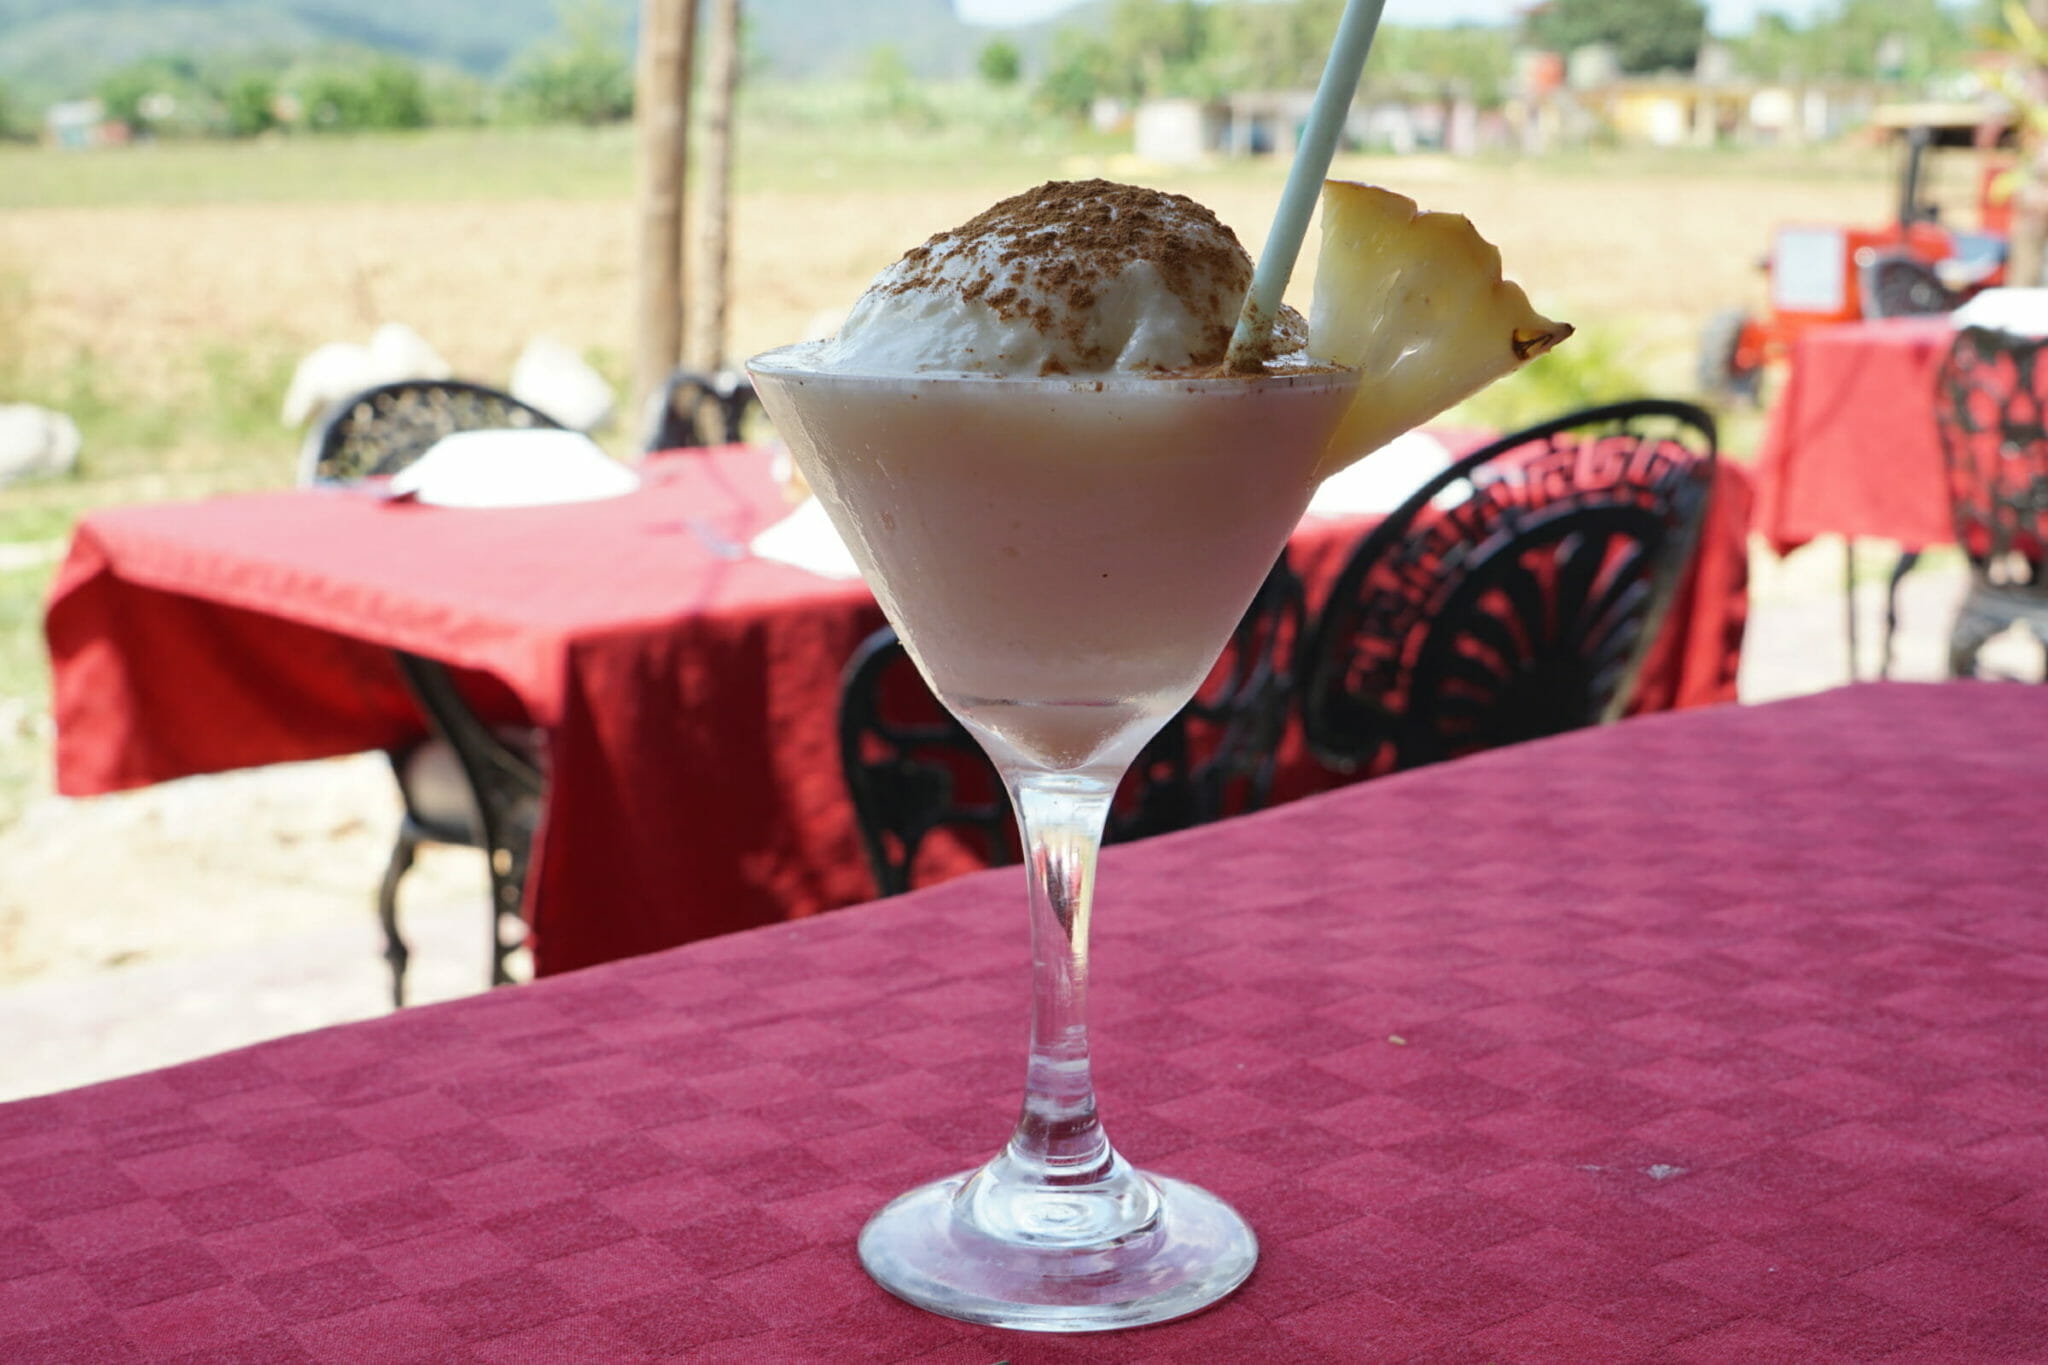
left=0, top=0, right=1096, bottom=107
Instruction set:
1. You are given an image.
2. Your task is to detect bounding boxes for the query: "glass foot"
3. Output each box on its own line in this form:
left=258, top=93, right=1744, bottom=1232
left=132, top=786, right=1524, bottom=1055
left=858, top=1167, right=1257, bottom=1333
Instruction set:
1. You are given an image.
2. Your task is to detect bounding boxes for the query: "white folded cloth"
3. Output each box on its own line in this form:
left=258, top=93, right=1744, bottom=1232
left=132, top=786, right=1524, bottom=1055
left=1307, top=429, right=1455, bottom=518
left=748, top=497, right=864, bottom=580
left=1950, top=288, right=2048, bottom=338
left=389, top=429, right=639, bottom=507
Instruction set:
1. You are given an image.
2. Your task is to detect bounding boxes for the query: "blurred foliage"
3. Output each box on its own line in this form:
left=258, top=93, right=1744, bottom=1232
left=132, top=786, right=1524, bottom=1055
left=221, top=72, right=279, bottom=137
left=1731, top=0, right=1981, bottom=83
left=33, top=0, right=1991, bottom=146
left=1037, top=29, right=1122, bottom=118
left=1034, top=0, right=1514, bottom=120
left=863, top=45, right=939, bottom=127
left=296, top=56, right=429, bottom=132
left=504, top=0, right=632, bottom=127
left=977, top=39, right=1022, bottom=89
left=1451, top=326, right=1652, bottom=433
left=1524, top=0, right=1709, bottom=75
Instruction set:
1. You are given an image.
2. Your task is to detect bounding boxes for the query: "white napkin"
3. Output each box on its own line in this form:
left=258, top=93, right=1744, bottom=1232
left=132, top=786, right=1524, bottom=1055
left=389, top=429, right=640, bottom=507
left=1949, top=288, right=2048, bottom=338
left=1307, top=429, right=1455, bottom=518
left=748, top=497, right=864, bottom=580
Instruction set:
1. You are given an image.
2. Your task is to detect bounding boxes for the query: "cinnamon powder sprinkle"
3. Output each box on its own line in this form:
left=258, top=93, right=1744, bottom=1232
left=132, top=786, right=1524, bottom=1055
left=878, top=179, right=1260, bottom=373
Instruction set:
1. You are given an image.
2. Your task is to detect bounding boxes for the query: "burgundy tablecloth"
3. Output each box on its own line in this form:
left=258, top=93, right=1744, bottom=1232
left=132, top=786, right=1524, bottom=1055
left=4, top=683, right=2044, bottom=1362
left=1752, top=317, right=1958, bottom=554
left=45, top=447, right=1749, bottom=977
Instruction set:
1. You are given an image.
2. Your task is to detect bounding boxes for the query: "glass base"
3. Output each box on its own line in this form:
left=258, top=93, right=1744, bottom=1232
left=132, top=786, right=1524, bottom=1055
left=858, top=1166, right=1257, bottom=1333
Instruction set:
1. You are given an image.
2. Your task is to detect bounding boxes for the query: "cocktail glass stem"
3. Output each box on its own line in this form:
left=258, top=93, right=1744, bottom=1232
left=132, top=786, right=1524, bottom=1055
left=856, top=742, right=1257, bottom=1332
left=958, top=767, right=1158, bottom=1246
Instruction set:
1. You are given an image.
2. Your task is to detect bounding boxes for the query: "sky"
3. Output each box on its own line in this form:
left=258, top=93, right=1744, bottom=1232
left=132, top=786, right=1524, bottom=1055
left=954, top=0, right=1907, bottom=39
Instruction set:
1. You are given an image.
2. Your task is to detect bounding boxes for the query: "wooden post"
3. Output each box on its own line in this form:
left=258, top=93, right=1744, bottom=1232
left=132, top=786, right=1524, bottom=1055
left=635, top=0, right=699, bottom=411
left=692, top=0, right=743, bottom=374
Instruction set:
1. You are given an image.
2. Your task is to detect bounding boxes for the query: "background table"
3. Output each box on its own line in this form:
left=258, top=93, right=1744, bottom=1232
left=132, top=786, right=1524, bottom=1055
left=46, top=446, right=1750, bottom=976
left=3, top=683, right=2043, bottom=1361
left=1751, top=317, right=1957, bottom=554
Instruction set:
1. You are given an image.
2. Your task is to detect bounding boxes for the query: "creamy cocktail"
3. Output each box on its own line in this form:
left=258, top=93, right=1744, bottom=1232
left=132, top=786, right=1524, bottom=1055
left=750, top=177, right=1567, bottom=1332
left=750, top=363, right=1354, bottom=771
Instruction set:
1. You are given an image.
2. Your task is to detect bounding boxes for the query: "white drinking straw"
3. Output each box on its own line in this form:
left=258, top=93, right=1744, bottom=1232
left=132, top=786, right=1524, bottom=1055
left=1223, top=0, right=1390, bottom=371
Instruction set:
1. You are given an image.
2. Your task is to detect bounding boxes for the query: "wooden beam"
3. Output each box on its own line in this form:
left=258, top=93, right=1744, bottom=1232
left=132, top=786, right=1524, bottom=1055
left=635, top=0, right=699, bottom=411
left=692, top=0, right=743, bottom=374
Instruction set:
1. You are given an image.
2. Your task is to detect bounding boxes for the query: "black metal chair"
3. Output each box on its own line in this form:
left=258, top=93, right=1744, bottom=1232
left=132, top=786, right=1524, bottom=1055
left=1300, top=399, right=1717, bottom=778
left=1860, top=252, right=1962, bottom=322
left=298, top=379, right=557, bottom=1004
left=837, top=554, right=1311, bottom=899
left=1932, top=325, right=2048, bottom=678
left=1109, top=555, right=1310, bottom=842
left=641, top=368, right=764, bottom=452
left=299, top=379, right=565, bottom=485
left=383, top=654, right=544, bottom=1003
left=837, top=628, right=1017, bottom=898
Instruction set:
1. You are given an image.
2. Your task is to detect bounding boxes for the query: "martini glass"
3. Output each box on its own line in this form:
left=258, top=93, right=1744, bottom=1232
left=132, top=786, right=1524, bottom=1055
left=750, top=349, right=1358, bottom=1332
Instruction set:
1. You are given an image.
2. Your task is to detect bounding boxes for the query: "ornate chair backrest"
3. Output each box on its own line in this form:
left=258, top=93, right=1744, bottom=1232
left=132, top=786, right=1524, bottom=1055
left=1301, top=398, right=1717, bottom=778
left=300, top=380, right=565, bottom=485
left=837, top=627, right=1018, bottom=898
left=641, top=368, right=765, bottom=452
left=1933, top=325, right=2048, bottom=590
left=836, top=554, right=1310, bottom=897
left=1109, top=553, right=1310, bottom=842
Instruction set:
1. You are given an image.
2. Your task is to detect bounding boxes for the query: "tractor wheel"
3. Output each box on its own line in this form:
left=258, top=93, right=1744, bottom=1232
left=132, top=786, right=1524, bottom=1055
left=1697, top=308, right=1762, bottom=405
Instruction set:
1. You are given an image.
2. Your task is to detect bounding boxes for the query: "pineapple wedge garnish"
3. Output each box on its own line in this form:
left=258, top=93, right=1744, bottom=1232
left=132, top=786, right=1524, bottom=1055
left=1309, top=181, right=1572, bottom=479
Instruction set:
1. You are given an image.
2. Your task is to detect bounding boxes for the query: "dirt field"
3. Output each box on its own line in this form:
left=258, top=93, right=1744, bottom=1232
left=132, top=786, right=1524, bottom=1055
left=0, top=151, right=1898, bottom=409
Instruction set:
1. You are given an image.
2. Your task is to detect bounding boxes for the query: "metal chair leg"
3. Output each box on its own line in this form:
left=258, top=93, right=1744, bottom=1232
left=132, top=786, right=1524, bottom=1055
left=1844, top=538, right=1861, bottom=683
left=1881, top=549, right=1920, bottom=679
left=1949, top=602, right=2001, bottom=678
left=376, top=828, right=419, bottom=1009
left=486, top=844, right=527, bottom=989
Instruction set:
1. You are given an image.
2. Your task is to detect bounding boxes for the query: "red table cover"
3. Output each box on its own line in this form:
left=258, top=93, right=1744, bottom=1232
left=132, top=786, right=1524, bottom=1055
left=3, top=683, right=2045, bottom=1362
left=46, top=448, right=1751, bottom=977
left=1751, top=317, right=1958, bottom=554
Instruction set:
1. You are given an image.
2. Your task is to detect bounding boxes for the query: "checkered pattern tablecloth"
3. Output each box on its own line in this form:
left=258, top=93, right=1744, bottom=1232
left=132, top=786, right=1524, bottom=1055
left=47, top=445, right=1749, bottom=977
left=4, top=683, right=2045, bottom=1362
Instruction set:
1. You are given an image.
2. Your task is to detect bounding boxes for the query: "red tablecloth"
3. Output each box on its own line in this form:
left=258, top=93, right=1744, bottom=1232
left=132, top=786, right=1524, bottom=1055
left=1752, top=317, right=1958, bottom=554
left=3, top=683, right=2044, bottom=1362
left=46, top=447, right=1750, bottom=977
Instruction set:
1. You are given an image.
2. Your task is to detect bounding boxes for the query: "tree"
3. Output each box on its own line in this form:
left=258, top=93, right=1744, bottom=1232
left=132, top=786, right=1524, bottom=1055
left=978, top=39, right=1023, bottom=87
left=97, top=56, right=204, bottom=134
left=1204, top=0, right=1340, bottom=89
left=295, top=57, right=430, bottom=132
left=1731, top=0, right=1971, bottom=82
left=1036, top=29, right=1120, bottom=117
left=222, top=73, right=278, bottom=137
left=1107, top=0, right=1210, bottom=95
left=1524, top=0, right=1708, bottom=74
left=1732, top=13, right=1817, bottom=80
left=1996, top=0, right=2048, bottom=287
left=1374, top=25, right=1513, bottom=106
left=360, top=58, right=428, bottom=130
left=506, top=0, right=635, bottom=125
left=862, top=44, right=933, bottom=122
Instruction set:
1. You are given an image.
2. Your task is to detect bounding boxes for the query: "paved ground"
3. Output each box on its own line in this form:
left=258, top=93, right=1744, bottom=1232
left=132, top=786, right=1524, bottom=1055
left=0, top=541, right=2030, bottom=1103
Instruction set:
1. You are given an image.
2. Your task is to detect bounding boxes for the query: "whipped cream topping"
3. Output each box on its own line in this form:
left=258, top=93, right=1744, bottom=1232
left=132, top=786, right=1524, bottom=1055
left=820, top=180, right=1303, bottom=377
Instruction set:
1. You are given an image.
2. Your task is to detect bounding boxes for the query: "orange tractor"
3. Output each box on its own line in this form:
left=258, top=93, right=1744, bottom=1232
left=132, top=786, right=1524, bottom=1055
left=1698, top=104, right=2019, bottom=401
